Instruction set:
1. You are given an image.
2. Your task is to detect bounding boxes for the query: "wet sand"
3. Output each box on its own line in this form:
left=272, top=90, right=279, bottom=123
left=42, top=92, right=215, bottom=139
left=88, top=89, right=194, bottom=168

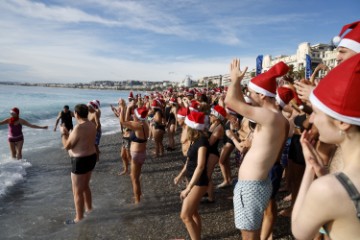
left=0, top=131, right=293, bottom=239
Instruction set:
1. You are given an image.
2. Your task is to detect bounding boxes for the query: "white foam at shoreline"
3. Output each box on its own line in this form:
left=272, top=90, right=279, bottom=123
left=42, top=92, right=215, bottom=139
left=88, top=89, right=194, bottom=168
left=0, top=156, right=31, bottom=197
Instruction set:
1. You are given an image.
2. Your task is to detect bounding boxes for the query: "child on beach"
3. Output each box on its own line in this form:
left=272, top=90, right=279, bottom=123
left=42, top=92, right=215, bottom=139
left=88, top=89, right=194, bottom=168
left=0, top=107, right=48, bottom=159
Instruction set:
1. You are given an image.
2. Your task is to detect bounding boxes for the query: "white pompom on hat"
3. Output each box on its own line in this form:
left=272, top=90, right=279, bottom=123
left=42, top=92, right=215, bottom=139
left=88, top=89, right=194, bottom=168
left=248, top=61, right=289, bottom=97
left=309, top=54, right=360, bottom=126
left=185, top=111, right=205, bottom=130
left=333, top=21, right=360, bottom=53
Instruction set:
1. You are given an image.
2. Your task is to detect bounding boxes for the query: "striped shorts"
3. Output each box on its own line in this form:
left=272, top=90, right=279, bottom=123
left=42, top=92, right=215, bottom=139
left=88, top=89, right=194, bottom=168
left=233, top=177, right=272, bottom=230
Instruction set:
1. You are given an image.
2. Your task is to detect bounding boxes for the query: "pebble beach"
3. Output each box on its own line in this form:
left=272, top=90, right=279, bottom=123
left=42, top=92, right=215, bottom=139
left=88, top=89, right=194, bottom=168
left=0, top=131, right=294, bottom=240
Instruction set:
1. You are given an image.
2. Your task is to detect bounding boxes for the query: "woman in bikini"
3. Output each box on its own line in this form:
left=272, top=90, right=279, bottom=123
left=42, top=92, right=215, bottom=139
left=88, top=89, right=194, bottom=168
left=0, top=107, right=48, bottom=159
left=111, top=100, right=131, bottom=175
left=292, top=54, right=360, bottom=239
left=119, top=99, right=149, bottom=204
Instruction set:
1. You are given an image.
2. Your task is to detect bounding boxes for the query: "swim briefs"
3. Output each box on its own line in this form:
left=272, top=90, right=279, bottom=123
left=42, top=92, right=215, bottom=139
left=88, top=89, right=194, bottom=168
left=71, top=153, right=97, bottom=174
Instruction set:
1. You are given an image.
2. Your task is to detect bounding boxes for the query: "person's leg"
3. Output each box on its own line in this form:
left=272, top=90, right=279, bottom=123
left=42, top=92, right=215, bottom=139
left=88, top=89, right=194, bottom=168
left=119, top=147, right=129, bottom=175
left=158, top=131, right=164, bottom=156
left=8, top=141, right=16, bottom=159
left=95, top=144, right=100, bottom=162
left=130, top=160, right=143, bottom=203
left=71, top=173, right=88, bottom=222
left=218, top=143, right=234, bottom=187
left=206, top=154, right=219, bottom=202
left=15, top=140, right=24, bottom=159
left=260, top=199, right=277, bottom=240
left=83, top=171, right=93, bottom=213
left=241, top=229, right=261, bottom=240
left=168, top=124, right=176, bottom=149
left=154, top=131, right=160, bottom=157
left=180, top=186, right=207, bottom=240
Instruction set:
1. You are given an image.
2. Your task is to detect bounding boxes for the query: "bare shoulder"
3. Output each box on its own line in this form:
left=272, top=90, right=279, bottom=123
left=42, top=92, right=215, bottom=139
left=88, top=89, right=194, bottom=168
left=309, top=175, right=348, bottom=208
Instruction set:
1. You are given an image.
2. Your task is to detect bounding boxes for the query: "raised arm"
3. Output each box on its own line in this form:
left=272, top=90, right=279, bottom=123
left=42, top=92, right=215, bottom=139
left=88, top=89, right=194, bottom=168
left=225, top=59, right=276, bottom=125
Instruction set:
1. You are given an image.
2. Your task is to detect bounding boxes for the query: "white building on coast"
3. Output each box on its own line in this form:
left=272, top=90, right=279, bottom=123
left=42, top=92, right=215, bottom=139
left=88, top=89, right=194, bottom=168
left=197, top=42, right=338, bottom=87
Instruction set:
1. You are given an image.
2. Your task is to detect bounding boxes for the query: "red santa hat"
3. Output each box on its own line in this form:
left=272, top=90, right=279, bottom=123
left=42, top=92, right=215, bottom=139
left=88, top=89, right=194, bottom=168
left=10, top=107, right=20, bottom=115
left=169, top=98, right=176, bottom=104
left=185, top=111, right=205, bottom=130
left=134, top=107, right=148, bottom=121
left=88, top=101, right=98, bottom=109
left=276, top=86, right=295, bottom=108
left=189, top=100, right=200, bottom=112
left=333, top=21, right=360, bottom=53
left=92, top=99, right=100, bottom=108
left=185, top=90, right=194, bottom=97
left=248, top=61, right=289, bottom=97
left=128, top=91, right=134, bottom=100
left=151, top=99, right=161, bottom=109
left=210, top=105, right=227, bottom=121
left=177, top=107, right=188, bottom=119
left=309, top=54, right=360, bottom=126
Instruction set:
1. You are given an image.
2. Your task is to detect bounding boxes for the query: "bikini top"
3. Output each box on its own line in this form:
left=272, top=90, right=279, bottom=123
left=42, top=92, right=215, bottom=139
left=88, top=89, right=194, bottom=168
left=335, top=172, right=360, bottom=220
left=130, top=125, right=147, bottom=143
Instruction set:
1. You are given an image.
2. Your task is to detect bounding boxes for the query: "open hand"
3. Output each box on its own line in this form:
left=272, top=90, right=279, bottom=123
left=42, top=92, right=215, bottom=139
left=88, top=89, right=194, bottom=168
left=230, top=59, right=248, bottom=83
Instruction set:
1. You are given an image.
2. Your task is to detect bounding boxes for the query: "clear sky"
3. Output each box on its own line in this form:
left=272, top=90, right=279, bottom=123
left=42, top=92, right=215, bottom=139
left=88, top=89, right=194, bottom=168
left=0, top=0, right=359, bottom=83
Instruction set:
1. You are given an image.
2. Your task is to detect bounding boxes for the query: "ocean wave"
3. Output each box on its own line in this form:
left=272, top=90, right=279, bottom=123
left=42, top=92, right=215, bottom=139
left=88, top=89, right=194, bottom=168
left=0, top=157, right=31, bottom=197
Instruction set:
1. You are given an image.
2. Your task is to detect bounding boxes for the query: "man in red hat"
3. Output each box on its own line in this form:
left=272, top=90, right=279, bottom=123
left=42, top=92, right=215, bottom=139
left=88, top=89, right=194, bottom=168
left=225, top=59, right=289, bottom=240
left=333, top=20, right=360, bottom=65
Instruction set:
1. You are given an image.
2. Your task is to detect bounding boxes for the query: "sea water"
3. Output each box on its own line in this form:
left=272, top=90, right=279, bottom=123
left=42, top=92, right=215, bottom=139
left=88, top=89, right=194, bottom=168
left=0, top=84, right=137, bottom=198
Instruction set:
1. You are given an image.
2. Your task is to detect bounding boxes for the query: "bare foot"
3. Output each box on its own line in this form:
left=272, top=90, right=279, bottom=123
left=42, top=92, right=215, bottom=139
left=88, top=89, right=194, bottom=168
left=283, top=193, right=292, bottom=202
left=118, top=170, right=128, bottom=176
left=279, top=208, right=292, bottom=217
left=216, top=182, right=231, bottom=189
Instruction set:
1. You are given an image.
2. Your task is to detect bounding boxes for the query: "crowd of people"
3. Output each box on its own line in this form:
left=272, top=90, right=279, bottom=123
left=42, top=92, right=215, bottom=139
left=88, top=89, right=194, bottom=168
left=1, top=20, right=360, bottom=239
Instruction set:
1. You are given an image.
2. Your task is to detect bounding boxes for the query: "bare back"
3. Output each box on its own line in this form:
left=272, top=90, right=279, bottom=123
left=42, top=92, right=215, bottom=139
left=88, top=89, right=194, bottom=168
left=239, top=109, right=289, bottom=180
left=68, top=121, right=96, bottom=157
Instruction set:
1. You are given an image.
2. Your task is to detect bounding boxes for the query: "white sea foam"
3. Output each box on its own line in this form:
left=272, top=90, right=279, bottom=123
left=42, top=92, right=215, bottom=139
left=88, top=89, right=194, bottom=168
left=0, top=156, right=31, bottom=197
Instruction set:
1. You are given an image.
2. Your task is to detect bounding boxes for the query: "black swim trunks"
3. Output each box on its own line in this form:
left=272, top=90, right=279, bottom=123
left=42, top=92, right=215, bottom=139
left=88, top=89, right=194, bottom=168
left=71, top=153, right=97, bottom=174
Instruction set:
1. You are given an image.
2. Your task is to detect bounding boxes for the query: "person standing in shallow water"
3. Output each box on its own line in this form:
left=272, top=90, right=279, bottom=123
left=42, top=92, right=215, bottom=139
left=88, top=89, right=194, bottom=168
left=54, top=105, right=74, bottom=132
left=0, top=107, right=48, bottom=159
left=61, top=104, right=97, bottom=224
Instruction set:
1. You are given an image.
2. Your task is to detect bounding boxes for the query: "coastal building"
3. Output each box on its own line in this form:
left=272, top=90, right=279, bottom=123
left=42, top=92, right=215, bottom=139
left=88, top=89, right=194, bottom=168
left=263, top=42, right=338, bottom=78
left=196, top=42, right=338, bottom=87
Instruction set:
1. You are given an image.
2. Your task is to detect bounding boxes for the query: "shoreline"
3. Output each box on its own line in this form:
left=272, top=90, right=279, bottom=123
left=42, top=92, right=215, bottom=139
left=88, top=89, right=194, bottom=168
left=0, top=131, right=293, bottom=239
